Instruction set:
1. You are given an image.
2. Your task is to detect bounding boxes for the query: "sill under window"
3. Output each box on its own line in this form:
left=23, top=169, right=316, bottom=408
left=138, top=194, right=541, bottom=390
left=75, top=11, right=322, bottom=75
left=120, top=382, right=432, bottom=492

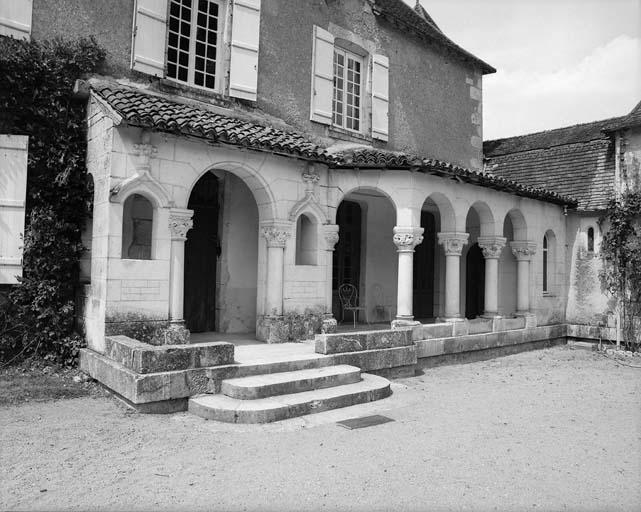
left=542, top=291, right=556, bottom=298
left=328, top=125, right=373, bottom=144
left=158, top=78, right=234, bottom=107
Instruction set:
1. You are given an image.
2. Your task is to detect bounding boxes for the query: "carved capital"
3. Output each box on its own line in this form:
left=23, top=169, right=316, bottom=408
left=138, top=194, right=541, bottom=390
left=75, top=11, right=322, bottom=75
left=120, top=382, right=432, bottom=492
left=169, top=209, right=193, bottom=241
left=393, top=226, right=424, bottom=252
left=510, top=241, right=537, bottom=261
left=477, top=236, right=507, bottom=259
left=437, top=232, right=469, bottom=256
left=322, top=224, right=340, bottom=251
left=261, top=223, right=292, bottom=248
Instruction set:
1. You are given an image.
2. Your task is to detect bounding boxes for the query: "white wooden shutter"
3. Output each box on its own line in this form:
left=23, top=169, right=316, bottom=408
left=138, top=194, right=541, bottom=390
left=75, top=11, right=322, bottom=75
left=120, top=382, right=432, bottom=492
left=0, top=135, right=28, bottom=284
left=0, top=0, right=33, bottom=40
left=131, top=0, right=168, bottom=76
left=229, top=0, right=261, bottom=101
left=372, top=54, right=390, bottom=141
left=310, top=25, right=334, bottom=125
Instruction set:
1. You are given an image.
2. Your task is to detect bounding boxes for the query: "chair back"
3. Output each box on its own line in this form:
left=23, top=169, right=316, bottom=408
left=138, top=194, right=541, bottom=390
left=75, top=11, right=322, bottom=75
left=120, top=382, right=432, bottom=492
left=338, top=283, right=358, bottom=308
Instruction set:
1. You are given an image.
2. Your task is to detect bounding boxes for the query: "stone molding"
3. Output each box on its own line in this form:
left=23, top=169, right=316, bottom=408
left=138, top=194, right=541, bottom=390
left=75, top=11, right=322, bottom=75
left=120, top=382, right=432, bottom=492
left=261, top=221, right=293, bottom=248
left=392, top=226, right=424, bottom=252
left=110, top=169, right=172, bottom=208
left=477, top=236, right=507, bottom=259
left=510, top=241, right=537, bottom=261
left=322, top=224, right=340, bottom=251
left=168, top=208, right=194, bottom=241
left=437, top=232, right=469, bottom=256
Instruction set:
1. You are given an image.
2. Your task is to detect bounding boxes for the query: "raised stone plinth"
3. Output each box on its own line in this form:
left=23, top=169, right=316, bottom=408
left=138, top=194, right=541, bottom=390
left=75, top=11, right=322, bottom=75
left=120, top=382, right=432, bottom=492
left=103, top=335, right=234, bottom=374
left=315, top=329, right=413, bottom=354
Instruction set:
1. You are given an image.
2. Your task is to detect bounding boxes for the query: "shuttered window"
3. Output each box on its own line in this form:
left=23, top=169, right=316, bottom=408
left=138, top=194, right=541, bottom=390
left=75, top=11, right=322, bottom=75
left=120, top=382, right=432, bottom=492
left=228, top=0, right=261, bottom=101
left=0, top=135, right=28, bottom=285
left=310, top=26, right=334, bottom=125
left=371, top=54, right=390, bottom=141
left=166, top=0, right=223, bottom=91
left=332, top=48, right=363, bottom=132
left=131, top=0, right=169, bottom=76
left=0, top=0, right=32, bottom=40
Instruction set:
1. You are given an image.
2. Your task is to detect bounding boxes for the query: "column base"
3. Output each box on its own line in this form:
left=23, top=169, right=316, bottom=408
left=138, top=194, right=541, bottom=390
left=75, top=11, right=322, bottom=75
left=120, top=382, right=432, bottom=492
left=164, top=321, right=190, bottom=345
left=391, top=318, right=421, bottom=329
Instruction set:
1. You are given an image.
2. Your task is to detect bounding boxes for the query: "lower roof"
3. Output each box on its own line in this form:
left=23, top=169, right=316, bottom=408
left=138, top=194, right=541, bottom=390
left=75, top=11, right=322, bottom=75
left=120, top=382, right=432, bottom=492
left=90, top=80, right=577, bottom=208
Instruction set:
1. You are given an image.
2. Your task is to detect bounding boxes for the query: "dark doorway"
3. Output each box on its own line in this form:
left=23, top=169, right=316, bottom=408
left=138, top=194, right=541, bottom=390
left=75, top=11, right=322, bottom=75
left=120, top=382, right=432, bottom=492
left=413, top=210, right=435, bottom=319
left=465, top=243, right=485, bottom=319
left=332, top=200, right=362, bottom=320
left=185, top=172, right=220, bottom=332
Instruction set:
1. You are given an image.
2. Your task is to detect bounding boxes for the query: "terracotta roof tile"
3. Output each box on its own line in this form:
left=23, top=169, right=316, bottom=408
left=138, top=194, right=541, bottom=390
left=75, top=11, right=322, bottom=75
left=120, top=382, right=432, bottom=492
left=484, top=123, right=617, bottom=211
left=605, top=99, right=641, bottom=131
left=91, top=81, right=575, bottom=207
left=91, top=81, right=332, bottom=161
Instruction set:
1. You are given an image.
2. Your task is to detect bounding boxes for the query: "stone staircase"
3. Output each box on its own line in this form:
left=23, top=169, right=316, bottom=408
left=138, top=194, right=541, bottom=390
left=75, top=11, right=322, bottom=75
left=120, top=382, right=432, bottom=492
left=188, top=364, right=391, bottom=423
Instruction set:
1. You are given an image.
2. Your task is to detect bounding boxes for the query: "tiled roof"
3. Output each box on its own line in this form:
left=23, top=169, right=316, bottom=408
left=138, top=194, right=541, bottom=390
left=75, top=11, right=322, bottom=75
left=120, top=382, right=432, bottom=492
left=90, top=81, right=331, bottom=161
left=371, top=0, right=495, bottom=74
left=90, top=81, right=575, bottom=207
left=335, top=148, right=577, bottom=206
left=604, top=100, right=641, bottom=131
left=484, top=120, right=619, bottom=211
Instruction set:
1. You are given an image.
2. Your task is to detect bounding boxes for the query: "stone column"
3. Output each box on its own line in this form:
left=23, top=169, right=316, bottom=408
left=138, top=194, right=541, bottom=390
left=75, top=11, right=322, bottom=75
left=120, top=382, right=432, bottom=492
left=167, top=208, right=193, bottom=344
left=437, top=232, right=469, bottom=321
left=261, top=223, right=292, bottom=316
left=477, top=236, right=507, bottom=318
left=321, top=224, right=340, bottom=333
left=392, top=226, right=424, bottom=326
left=510, top=241, right=537, bottom=315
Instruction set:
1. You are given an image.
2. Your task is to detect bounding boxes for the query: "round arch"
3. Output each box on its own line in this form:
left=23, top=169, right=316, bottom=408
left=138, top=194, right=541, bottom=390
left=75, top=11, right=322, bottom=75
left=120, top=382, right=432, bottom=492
left=504, top=208, right=527, bottom=240
left=185, top=161, right=278, bottom=221
left=423, top=192, right=456, bottom=232
left=331, top=185, right=398, bottom=224
left=468, top=200, right=496, bottom=237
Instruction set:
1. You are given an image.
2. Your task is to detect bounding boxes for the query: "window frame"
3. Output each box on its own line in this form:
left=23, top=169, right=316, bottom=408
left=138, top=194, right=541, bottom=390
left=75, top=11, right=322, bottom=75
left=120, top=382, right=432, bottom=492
left=165, top=0, right=226, bottom=93
left=542, top=234, right=548, bottom=293
left=332, top=46, right=365, bottom=134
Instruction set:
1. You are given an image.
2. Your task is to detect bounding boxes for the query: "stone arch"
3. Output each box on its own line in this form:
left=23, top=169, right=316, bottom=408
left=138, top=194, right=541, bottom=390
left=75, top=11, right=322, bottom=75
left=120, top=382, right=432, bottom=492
left=332, top=185, right=398, bottom=224
left=543, top=229, right=558, bottom=293
left=188, top=161, right=277, bottom=221
left=423, top=192, right=456, bottom=232
left=504, top=208, right=527, bottom=241
left=289, top=194, right=328, bottom=224
left=468, top=200, right=496, bottom=237
left=110, top=170, right=172, bottom=209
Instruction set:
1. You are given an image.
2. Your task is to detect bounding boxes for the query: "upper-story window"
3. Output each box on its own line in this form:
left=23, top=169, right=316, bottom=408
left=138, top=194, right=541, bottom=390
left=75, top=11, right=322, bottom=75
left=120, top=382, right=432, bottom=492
left=131, top=0, right=260, bottom=101
left=167, top=0, right=223, bottom=91
left=311, top=26, right=389, bottom=141
left=333, top=48, right=363, bottom=132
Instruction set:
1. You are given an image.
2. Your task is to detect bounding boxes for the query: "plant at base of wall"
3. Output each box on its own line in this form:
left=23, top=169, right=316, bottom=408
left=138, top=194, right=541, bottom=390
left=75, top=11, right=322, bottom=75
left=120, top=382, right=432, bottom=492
left=599, top=190, right=641, bottom=352
left=0, top=36, right=105, bottom=366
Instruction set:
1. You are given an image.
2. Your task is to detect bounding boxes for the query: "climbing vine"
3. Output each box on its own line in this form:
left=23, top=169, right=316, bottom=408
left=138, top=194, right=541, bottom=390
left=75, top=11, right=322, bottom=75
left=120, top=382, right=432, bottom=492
left=0, top=36, right=105, bottom=365
left=599, top=190, right=641, bottom=351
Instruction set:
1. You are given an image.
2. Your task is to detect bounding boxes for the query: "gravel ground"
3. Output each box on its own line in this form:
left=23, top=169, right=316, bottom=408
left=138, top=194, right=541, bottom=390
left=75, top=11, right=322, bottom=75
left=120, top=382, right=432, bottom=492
left=1, top=345, right=640, bottom=512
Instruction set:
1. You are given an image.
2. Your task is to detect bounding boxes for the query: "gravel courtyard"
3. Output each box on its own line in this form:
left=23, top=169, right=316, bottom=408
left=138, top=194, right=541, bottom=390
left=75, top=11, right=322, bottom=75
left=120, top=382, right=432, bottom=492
left=1, top=345, right=640, bottom=512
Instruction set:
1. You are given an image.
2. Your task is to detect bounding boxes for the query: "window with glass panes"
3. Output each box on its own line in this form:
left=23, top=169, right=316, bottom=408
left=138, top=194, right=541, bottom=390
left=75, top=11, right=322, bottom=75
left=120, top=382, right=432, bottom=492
left=332, top=48, right=363, bottom=132
left=167, top=0, right=222, bottom=90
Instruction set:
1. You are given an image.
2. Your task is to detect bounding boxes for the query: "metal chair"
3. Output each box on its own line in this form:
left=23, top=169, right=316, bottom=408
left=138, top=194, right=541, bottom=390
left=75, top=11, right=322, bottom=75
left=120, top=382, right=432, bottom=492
left=338, top=283, right=369, bottom=328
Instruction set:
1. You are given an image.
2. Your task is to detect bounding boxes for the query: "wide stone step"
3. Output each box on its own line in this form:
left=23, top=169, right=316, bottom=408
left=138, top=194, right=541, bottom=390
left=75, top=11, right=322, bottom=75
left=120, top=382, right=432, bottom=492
left=188, top=373, right=391, bottom=423
left=221, top=364, right=361, bottom=399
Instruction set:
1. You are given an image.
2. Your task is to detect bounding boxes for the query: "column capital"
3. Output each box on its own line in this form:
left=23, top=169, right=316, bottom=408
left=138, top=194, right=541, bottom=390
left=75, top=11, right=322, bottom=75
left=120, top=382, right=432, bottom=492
left=477, top=236, right=507, bottom=259
left=393, top=226, right=424, bottom=253
left=322, top=224, right=340, bottom=251
left=261, top=221, right=293, bottom=248
left=168, top=208, right=193, bottom=241
left=437, top=232, right=469, bottom=256
left=510, top=241, right=537, bottom=261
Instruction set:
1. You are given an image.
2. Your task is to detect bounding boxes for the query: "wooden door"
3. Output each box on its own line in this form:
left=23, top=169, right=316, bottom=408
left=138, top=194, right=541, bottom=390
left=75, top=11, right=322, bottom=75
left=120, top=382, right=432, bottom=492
left=413, top=210, right=435, bottom=319
left=332, top=201, right=362, bottom=321
left=465, top=243, right=485, bottom=319
left=184, top=172, right=220, bottom=332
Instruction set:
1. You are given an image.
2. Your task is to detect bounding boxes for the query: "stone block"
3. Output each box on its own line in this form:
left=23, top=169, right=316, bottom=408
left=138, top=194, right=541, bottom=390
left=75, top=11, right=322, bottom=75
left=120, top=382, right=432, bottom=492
left=415, top=338, right=445, bottom=358
left=468, top=318, right=493, bottom=334
left=452, top=321, right=469, bottom=336
left=104, top=335, right=234, bottom=373
left=412, top=322, right=453, bottom=341
left=315, top=329, right=413, bottom=355
left=500, top=317, right=526, bottom=331
left=333, top=346, right=417, bottom=372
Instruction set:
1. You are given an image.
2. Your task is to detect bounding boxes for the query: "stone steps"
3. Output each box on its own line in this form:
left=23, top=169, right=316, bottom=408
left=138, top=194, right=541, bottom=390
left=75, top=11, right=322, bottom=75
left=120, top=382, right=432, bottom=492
left=188, top=369, right=391, bottom=423
left=221, top=364, right=362, bottom=399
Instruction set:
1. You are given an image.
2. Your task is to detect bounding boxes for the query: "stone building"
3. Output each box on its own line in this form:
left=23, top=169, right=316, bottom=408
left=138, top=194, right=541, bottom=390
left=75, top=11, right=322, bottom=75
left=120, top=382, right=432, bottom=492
left=1, top=0, right=610, bottom=417
left=485, top=100, right=641, bottom=338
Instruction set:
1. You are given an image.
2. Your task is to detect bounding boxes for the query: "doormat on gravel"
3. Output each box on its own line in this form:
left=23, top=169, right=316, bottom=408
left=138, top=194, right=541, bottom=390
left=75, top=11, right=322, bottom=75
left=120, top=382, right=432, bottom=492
left=336, top=415, right=394, bottom=429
